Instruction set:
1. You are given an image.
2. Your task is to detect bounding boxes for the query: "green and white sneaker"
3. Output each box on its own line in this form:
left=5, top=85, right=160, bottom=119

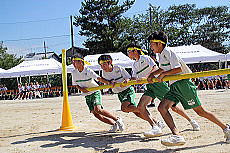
left=161, top=135, right=186, bottom=146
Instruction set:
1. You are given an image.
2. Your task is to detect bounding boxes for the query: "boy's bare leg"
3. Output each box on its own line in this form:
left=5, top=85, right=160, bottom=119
left=121, top=101, right=158, bottom=126
left=94, top=105, right=118, bottom=121
left=121, top=101, right=139, bottom=113
left=92, top=111, right=115, bottom=125
left=171, top=106, right=191, bottom=121
left=158, top=99, right=180, bottom=135
left=137, top=95, right=158, bottom=125
left=121, top=101, right=147, bottom=120
left=193, top=105, right=227, bottom=129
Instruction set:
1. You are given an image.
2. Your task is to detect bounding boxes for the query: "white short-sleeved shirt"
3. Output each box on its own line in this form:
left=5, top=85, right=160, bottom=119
left=158, top=47, right=192, bottom=85
left=132, top=55, right=157, bottom=78
left=18, top=86, right=25, bottom=92
left=33, top=84, right=39, bottom=89
left=102, top=65, right=131, bottom=93
left=71, top=67, right=99, bottom=96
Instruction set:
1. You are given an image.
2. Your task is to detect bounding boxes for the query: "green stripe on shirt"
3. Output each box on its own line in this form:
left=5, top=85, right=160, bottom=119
left=137, top=65, right=149, bottom=74
left=161, top=63, right=170, bottom=66
left=114, top=76, right=122, bottom=81
left=76, top=78, right=92, bottom=82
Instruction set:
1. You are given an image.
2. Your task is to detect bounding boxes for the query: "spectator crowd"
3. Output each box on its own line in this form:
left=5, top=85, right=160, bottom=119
left=0, top=81, right=62, bottom=100
left=192, top=76, right=230, bottom=90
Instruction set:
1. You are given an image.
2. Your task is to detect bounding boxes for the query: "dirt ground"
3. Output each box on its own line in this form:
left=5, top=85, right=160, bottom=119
left=0, top=89, right=230, bottom=153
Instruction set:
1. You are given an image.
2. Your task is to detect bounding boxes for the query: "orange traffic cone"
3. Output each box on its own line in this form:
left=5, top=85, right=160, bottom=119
left=59, top=93, right=76, bottom=131
left=59, top=49, right=76, bottom=131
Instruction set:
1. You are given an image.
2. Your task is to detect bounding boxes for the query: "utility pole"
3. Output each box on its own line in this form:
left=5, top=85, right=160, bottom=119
left=149, top=6, right=152, bottom=26
left=44, top=41, right=47, bottom=59
left=147, top=5, right=153, bottom=52
left=70, top=15, right=74, bottom=56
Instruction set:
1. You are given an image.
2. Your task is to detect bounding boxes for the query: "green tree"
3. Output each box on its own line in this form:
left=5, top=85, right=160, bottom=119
left=0, top=43, right=22, bottom=89
left=163, top=4, right=229, bottom=53
left=124, top=4, right=229, bottom=54
left=75, top=0, right=135, bottom=54
left=124, top=5, right=164, bottom=50
left=0, top=43, right=22, bottom=70
left=162, top=4, right=197, bottom=46
left=192, top=6, right=230, bottom=53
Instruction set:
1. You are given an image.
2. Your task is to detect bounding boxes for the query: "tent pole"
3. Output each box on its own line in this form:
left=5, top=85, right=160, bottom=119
left=16, top=77, right=19, bottom=85
left=218, top=60, right=221, bottom=69
left=47, top=73, right=49, bottom=84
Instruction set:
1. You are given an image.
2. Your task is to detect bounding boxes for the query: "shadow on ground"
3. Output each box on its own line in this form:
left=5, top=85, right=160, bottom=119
left=11, top=130, right=225, bottom=153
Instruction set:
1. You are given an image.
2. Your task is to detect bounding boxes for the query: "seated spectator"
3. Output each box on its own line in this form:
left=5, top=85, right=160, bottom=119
left=33, top=82, right=41, bottom=98
left=204, top=79, right=209, bottom=90
left=0, top=84, right=4, bottom=100
left=0, top=84, right=4, bottom=91
left=0, top=84, right=8, bottom=91
left=215, top=77, right=223, bottom=89
left=24, top=83, right=33, bottom=99
left=221, top=80, right=227, bottom=89
left=39, top=82, right=46, bottom=89
left=14, top=84, right=26, bottom=100
left=34, top=82, right=40, bottom=89
left=197, top=79, right=206, bottom=90
left=207, top=79, right=215, bottom=90
left=46, top=82, right=52, bottom=88
left=228, top=74, right=230, bottom=89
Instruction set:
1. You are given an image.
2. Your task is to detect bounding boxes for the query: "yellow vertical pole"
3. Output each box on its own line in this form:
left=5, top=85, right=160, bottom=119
left=59, top=49, right=76, bottom=131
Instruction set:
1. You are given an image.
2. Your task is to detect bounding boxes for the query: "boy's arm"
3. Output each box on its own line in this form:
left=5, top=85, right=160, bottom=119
left=97, top=77, right=110, bottom=85
left=147, top=68, right=164, bottom=83
left=75, top=85, right=89, bottom=93
left=120, top=78, right=130, bottom=87
left=147, top=65, right=159, bottom=77
left=97, top=77, right=116, bottom=87
left=130, top=77, right=137, bottom=80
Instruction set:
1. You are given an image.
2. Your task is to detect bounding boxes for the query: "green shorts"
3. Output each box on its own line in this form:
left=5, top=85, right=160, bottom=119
left=164, top=79, right=201, bottom=110
left=118, top=86, right=137, bottom=106
left=143, top=82, right=169, bottom=101
left=85, top=90, right=102, bottom=111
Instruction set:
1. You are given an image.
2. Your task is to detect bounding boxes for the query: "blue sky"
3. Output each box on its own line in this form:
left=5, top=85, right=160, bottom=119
left=1, top=0, right=229, bottom=56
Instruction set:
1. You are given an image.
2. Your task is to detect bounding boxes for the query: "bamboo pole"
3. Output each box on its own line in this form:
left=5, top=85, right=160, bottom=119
left=87, top=68, right=230, bottom=92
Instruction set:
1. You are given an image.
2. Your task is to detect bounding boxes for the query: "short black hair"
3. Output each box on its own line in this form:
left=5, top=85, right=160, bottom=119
left=147, top=31, right=168, bottom=44
left=71, top=53, right=84, bottom=60
left=98, top=54, right=112, bottom=64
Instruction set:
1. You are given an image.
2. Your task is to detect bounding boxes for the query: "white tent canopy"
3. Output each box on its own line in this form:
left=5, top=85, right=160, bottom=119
left=167, top=45, right=226, bottom=64
left=67, top=52, right=134, bottom=72
left=0, top=58, right=62, bottom=78
left=226, top=53, right=230, bottom=61
left=0, top=68, right=6, bottom=73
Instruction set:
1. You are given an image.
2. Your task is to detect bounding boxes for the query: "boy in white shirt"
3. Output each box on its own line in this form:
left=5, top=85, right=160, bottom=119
left=126, top=43, right=200, bottom=138
left=147, top=31, right=230, bottom=146
left=98, top=54, right=147, bottom=125
left=71, top=53, right=124, bottom=132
